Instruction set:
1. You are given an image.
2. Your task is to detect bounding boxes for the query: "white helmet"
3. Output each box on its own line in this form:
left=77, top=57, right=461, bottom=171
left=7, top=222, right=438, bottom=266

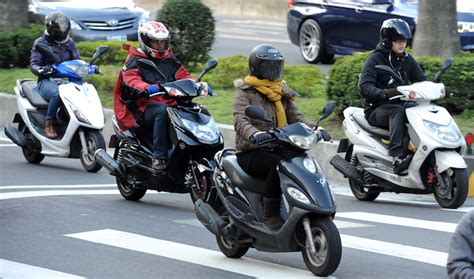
left=138, top=21, right=171, bottom=59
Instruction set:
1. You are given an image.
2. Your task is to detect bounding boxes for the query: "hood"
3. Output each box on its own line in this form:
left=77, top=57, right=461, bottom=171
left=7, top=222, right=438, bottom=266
left=375, top=41, right=390, bottom=53
left=36, top=1, right=145, bottom=18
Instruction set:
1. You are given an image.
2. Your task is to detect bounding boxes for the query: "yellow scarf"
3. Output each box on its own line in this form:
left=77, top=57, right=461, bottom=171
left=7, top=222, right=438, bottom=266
left=244, top=75, right=290, bottom=128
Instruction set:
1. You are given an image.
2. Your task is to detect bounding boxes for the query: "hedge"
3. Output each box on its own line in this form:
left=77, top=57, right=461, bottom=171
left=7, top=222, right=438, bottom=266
left=0, top=24, right=43, bottom=68
left=327, top=51, right=474, bottom=116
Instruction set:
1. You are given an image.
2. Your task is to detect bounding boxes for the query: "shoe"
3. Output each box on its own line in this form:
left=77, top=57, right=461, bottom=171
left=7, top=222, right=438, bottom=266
left=152, top=157, right=167, bottom=174
left=45, top=119, right=57, bottom=139
left=393, top=154, right=413, bottom=174
left=263, top=197, right=283, bottom=231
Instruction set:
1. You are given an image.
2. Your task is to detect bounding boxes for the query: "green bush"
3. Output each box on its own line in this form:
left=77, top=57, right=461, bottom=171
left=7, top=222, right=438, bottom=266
left=157, top=0, right=215, bottom=71
left=0, top=24, right=43, bottom=68
left=76, top=41, right=139, bottom=64
left=327, top=51, right=474, bottom=116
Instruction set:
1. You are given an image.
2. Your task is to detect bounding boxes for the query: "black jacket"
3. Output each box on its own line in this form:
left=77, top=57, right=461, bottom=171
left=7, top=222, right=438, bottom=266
left=358, top=42, right=426, bottom=114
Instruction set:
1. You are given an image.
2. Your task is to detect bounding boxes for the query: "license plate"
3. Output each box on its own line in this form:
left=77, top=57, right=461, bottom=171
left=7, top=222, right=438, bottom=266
left=106, top=35, right=127, bottom=41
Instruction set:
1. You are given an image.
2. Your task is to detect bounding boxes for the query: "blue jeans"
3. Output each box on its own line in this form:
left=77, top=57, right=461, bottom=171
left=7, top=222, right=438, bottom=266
left=137, top=103, right=169, bottom=159
left=38, top=79, right=61, bottom=120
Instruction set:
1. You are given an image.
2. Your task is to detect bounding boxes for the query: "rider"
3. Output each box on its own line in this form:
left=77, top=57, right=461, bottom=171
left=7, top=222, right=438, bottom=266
left=30, top=11, right=80, bottom=139
left=358, top=18, right=426, bottom=174
left=113, top=21, right=209, bottom=173
left=233, top=44, right=329, bottom=230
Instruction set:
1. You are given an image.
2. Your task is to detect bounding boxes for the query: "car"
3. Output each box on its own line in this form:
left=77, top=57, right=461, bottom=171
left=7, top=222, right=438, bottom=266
left=28, top=0, right=150, bottom=42
left=287, top=0, right=474, bottom=63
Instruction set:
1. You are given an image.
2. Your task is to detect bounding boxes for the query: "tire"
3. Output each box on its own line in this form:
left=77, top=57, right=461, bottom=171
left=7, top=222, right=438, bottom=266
left=80, top=130, right=106, bottom=172
left=434, top=168, right=468, bottom=209
left=116, top=176, right=147, bottom=201
left=215, top=206, right=250, bottom=258
left=346, top=145, right=380, bottom=201
left=22, top=132, right=44, bottom=164
left=298, top=19, right=334, bottom=64
left=302, top=216, right=342, bottom=277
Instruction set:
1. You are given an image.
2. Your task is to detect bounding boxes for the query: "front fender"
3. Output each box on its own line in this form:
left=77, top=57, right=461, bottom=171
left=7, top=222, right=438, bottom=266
left=435, top=150, right=467, bottom=173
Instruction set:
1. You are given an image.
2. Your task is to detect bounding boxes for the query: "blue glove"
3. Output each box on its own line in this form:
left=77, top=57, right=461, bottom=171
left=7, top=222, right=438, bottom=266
left=250, top=131, right=273, bottom=144
left=146, top=84, right=159, bottom=95
left=208, top=86, right=214, bottom=96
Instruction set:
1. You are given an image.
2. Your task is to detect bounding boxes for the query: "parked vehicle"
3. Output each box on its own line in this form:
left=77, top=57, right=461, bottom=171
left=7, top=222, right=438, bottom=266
left=94, top=59, right=223, bottom=203
left=287, top=0, right=474, bottom=63
left=5, top=44, right=109, bottom=172
left=330, top=58, right=469, bottom=209
left=28, top=0, right=150, bottom=42
left=195, top=102, right=341, bottom=277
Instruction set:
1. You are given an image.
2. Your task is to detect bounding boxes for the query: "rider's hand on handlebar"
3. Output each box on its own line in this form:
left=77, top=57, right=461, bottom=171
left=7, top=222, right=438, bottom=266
left=39, top=65, right=55, bottom=76
left=250, top=131, right=273, bottom=144
left=384, top=88, right=400, bottom=100
left=197, top=82, right=213, bottom=96
left=146, top=84, right=159, bottom=96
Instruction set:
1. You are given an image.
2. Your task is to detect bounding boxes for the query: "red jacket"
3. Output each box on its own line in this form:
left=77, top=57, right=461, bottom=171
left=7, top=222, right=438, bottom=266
left=113, top=45, right=193, bottom=131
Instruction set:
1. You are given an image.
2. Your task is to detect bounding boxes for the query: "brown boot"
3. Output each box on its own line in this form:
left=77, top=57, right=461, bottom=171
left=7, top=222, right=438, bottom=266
left=45, top=119, right=57, bottom=139
left=263, top=197, right=282, bottom=231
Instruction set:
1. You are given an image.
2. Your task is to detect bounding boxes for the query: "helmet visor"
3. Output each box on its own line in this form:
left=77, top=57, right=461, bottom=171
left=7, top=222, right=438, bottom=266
left=48, top=16, right=70, bottom=41
left=258, top=59, right=284, bottom=81
left=141, top=33, right=169, bottom=52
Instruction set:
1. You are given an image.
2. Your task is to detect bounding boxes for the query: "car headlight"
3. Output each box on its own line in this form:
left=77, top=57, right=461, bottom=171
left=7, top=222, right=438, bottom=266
left=70, top=19, right=83, bottom=30
left=138, top=11, right=150, bottom=25
left=181, top=117, right=220, bottom=144
left=303, top=157, right=317, bottom=174
left=287, top=187, right=311, bottom=204
left=64, top=99, right=91, bottom=125
left=423, top=119, right=462, bottom=143
left=458, top=21, right=474, bottom=33
left=66, top=63, right=89, bottom=78
left=288, top=133, right=317, bottom=150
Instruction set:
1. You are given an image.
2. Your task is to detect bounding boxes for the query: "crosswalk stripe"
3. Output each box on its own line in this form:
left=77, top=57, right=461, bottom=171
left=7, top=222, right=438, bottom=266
left=442, top=206, right=474, bottom=213
left=66, top=229, right=321, bottom=278
left=0, top=184, right=117, bottom=190
left=337, top=212, right=457, bottom=233
left=341, top=235, right=448, bottom=267
left=0, top=190, right=121, bottom=200
left=0, top=259, right=84, bottom=278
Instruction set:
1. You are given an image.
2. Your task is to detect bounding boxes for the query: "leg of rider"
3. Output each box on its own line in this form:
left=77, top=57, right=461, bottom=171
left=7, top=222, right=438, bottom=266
left=38, top=79, right=60, bottom=138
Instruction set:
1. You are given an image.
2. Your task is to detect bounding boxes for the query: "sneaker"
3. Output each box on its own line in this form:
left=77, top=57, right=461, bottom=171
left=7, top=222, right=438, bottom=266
left=393, top=154, right=413, bottom=174
left=152, top=157, right=167, bottom=174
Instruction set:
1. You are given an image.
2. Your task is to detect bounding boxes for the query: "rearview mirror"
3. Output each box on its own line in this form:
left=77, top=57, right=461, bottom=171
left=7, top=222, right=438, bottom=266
left=197, top=59, right=218, bottom=82
left=89, top=45, right=109, bottom=65
left=433, top=58, right=454, bottom=83
left=375, top=64, right=405, bottom=85
left=35, top=43, right=60, bottom=64
left=245, top=105, right=272, bottom=123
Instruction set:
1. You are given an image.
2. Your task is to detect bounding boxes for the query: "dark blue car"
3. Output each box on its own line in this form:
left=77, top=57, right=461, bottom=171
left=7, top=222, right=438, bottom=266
left=287, top=0, right=474, bottom=63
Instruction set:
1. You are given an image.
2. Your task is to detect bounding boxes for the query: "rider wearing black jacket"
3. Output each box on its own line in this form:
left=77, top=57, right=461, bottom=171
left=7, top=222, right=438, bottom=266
left=358, top=18, right=426, bottom=174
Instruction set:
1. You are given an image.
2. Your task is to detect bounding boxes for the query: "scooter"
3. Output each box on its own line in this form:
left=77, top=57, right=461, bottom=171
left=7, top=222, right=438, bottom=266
left=194, top=102, right=342, bottom=277
left=5, top=44, right=109, bottom=172
left=331, top=58, right=468, bottom=209
left=94, top=59, right=223, bottom=203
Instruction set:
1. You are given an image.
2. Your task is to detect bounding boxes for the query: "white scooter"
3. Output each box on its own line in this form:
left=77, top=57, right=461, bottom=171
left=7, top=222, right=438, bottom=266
left=331, top=58, right=468, bottom=209
left=5, top=44, right=109, bottom=172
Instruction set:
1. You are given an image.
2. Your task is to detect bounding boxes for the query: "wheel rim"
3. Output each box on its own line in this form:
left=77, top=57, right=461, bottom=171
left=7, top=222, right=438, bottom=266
left=220, top=236, right=235, bottom=249
left=300, top=21, right=321, bottom=61
left=192, top=175, right=207, bottom=200
left=82, top=136, right=97, bottom=166
left=306, top=227, right=328, bottom=267
left=435, top=171, right=454, bottom=200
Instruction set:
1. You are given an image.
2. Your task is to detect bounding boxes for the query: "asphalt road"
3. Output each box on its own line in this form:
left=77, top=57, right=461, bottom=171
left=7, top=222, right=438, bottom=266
left=2, top=134, right=473, bottom=278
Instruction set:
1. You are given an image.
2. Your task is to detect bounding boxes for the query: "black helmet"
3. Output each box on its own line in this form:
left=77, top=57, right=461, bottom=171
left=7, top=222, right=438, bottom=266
left=248, top=44, right=284, bottom=81
left=45, top=12, right=71, bottom=43
left=380, top=18, right=412, bottom=47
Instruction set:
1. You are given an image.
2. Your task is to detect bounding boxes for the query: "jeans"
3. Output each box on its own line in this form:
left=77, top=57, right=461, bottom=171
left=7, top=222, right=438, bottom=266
left=137, top=103, right=169, bottom=159
left=38, top=79, right=61, bottom=120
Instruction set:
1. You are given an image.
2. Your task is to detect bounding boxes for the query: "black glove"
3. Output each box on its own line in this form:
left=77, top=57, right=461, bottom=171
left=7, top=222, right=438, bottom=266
left=250, top=131, right=273, bottom=144
left=384, top=88, right=400, bottom=100
left=38, top=65, right=55, bottom=76
left=318, top=128, right=331, bottom=141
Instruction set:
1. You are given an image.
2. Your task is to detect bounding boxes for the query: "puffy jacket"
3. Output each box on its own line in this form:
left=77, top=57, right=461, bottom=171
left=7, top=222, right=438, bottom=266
left=30, top=33, right=80, bottom=82
left=358, top=41, right=425, bottom=115
left=113, top=44, right=193, bottom=131
left=233, top=79, right=313, bottom=153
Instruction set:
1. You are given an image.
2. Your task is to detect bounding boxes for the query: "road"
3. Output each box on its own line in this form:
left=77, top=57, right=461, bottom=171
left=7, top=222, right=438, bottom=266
left=2, top=134, right=473, bottom=278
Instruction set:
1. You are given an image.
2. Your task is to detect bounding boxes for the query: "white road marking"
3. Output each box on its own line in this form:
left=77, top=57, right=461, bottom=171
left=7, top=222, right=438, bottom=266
left=216, top=27, right=283, bottom=35
left=0, top=259, right=84, bottom=278
left=442, top=206, right=474, bottom=213
left=332, top=187, right=440, bottom=206
left=217, top=34, right=291, bottom=44
left=0, top=144, right=17, bottom=147
left=341, top=234, right=448, bottom=267
left=0, top=184, right=117, bottom=190
left=66, top=229, right=320, bottom=278
left=0, top=136, right=12, bottom=142
left=221, top=19, right=286, bottom=27
left=337, top=212, right=457, bottom=233
left=0, top=190, right=120, bottom=200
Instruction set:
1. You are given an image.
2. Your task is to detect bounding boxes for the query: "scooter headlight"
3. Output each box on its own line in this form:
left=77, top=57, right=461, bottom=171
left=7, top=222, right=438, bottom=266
left=181, top=118, right=220, bottom=144
left=64, top=99, right=91, bottom=125
left=287, top=187, right=311, bottom=204
left=423, top=119, right=462, bottom=143
left=288, top=133, right=317, bottom=150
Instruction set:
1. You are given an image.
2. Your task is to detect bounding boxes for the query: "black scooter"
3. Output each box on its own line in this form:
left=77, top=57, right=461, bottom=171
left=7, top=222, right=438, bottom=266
left=95, top=59, right=223, bottom=203
left=195, top=102, right=342, bottom=277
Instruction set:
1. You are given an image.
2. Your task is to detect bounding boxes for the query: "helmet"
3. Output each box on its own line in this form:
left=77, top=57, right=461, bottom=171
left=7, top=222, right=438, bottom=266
left=248, top=44, right=284, bottom=81
left=138, top=21, right=171, bottom=60
left=45, top=12, right=71, bottom=43
left=380, top=18, right=412, bottom=47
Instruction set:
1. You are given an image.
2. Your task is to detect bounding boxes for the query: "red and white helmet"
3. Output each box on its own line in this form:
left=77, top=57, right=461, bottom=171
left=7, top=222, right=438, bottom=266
left=138, top=21, right=171, bottom=59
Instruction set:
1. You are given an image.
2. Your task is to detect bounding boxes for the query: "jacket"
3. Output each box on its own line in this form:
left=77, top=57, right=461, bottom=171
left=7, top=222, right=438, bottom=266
left=447, top=210, right=474, bottom=279
left=233, top=79, right=313, bottom=153
left=30, top=33, right=80, bottom=82
left=358, top=42, right=426, bottom=115
left=113, top=45, right=193, bottom=131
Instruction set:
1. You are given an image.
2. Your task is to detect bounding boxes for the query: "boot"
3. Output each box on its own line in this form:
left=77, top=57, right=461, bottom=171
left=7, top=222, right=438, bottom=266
left=393, top=154, right=413, bottom=174
left=263, top=197, right=282, bottom=231
left=152, top=157, right=167, bottom=174
left=45, top=119, right=57, bottom=139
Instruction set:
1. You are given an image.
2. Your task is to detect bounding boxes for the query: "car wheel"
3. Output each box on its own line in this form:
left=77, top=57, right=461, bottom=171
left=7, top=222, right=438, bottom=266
left=299, top=19, right=334, bottom=64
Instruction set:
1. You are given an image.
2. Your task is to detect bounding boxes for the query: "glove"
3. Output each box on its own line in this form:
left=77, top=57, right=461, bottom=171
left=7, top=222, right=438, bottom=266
left=198, top=82, right=213, bottom=96
left=39, top=65, right=55, bottom=76
left=208, top=85, right=214, bottom=96
left=250, top=131, right=273, bottom=144
left=384, top=88, right=400, bottom=100
left=318, top=127, right=331, bottom=141
left=146, top=84, right=159, bottom=95
left=93, top=65, right=100, bottom=74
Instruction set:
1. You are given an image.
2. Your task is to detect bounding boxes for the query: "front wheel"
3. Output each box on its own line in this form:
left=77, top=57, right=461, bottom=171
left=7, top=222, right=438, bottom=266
left=434, top=168, right=468, bottom=209
left=80, top=130, right=105, bottom=172
left=302, top=216, right=342, bottom=277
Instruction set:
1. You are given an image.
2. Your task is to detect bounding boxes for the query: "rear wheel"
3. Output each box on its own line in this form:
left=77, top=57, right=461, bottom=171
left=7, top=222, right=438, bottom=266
left=116, top=172, right=147, bottom=201
left=80, top=130, right=105, bottom=172
left=22, top=132, right=44, bottom=164
left=434, top=168, right=468, bottom=209
left=299, top=19, right=334, bottom=64
left=346, top=145, right=380, bottom=201
left=302, top=216, right=342, bottom=277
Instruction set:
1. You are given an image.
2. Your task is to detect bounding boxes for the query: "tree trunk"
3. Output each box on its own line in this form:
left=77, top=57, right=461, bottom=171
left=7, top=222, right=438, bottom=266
left=413, top=0, right=461, bottom=57
left=0, top=0, right=29, bottom=30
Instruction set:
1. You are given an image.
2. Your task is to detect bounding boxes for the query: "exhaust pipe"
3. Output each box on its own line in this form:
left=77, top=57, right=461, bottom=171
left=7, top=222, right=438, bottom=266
left=4, top=124, right=26, bottom=147
left=330, top=155, right=363, bottom=182
left=94, top=149, right=124, bottom=178
left=195, top=199, right=226, bottom=236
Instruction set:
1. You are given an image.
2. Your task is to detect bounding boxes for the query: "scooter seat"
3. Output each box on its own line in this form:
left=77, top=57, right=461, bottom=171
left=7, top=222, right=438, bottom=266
left=352, top=110, right=390, bottom=140
left=21, top=80, right=49, bottom=109
left=222, top=155, right=268, bottom=194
